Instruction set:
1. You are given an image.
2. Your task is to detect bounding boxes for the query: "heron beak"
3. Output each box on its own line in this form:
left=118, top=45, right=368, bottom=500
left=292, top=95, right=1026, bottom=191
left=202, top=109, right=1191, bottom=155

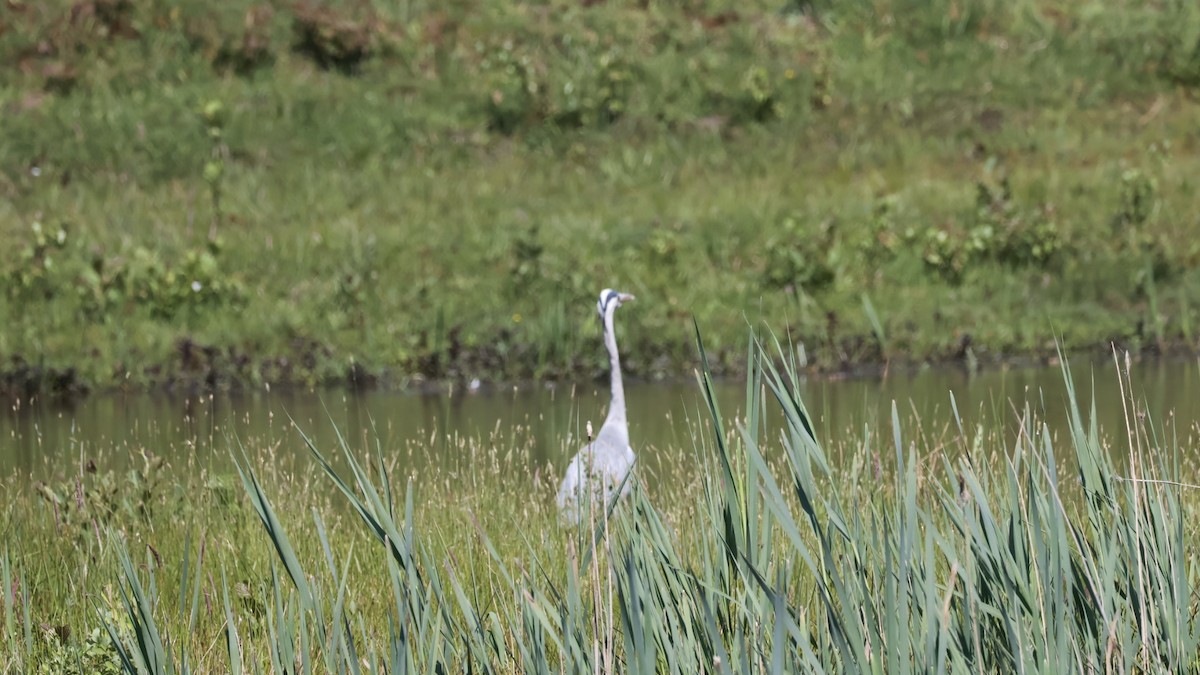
left=618, top=293, right=635, bottom=303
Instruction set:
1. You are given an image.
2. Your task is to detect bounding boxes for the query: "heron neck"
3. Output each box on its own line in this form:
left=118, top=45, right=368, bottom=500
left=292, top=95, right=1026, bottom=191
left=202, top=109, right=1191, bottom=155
left=604, top=307, right=626, bottom=427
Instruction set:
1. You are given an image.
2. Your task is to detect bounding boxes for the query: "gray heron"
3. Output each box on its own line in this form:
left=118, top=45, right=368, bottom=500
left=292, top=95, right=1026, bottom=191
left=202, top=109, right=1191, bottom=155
left=556, top=288, right=636, bottom=524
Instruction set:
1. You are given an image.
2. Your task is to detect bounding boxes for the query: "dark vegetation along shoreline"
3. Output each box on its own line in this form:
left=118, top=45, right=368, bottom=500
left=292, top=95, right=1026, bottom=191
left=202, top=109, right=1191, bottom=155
left=3, top=0, right=1200, bottom=398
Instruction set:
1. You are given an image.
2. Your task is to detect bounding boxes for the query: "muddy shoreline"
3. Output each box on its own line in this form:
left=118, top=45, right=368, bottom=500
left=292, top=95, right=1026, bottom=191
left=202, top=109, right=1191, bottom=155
left=5, top=334, right=1195, bottom=405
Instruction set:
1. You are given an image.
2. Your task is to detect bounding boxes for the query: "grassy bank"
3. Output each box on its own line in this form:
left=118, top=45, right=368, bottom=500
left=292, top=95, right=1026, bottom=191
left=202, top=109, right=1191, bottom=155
left=3, top=0, right=1200, bottom=394
left=1, top=335, right=1198, bottom=671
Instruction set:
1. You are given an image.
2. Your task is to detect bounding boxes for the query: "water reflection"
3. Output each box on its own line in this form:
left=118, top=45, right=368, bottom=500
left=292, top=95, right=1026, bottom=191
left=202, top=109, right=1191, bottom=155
left=3, top=357, right=1198, bottom=482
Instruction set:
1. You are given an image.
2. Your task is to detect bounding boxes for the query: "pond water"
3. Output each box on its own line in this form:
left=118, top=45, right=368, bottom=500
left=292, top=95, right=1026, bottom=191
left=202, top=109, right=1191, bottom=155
left=3, top=356, right=1199, bottom=484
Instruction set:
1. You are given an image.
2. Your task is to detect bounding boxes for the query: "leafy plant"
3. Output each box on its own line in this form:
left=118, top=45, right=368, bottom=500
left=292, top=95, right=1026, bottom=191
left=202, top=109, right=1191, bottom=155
left=6, top=222, right=71, bottom=301
left=508, top=224, right=544, bottom=294
left=34, top=452, right=172, bottom=550
left=858, top=194, right=905, bottom=264
left=1116, top=167, right=1157, bottom=228
left=972, top=179, right=1064, bottom=267
left=478, top=29, right=635, bottom=133
left=763, top=216, right=835, bottom=292
left=729, top=65, right=782, bottom=122
left=920, top=176, right=1065, bottom=282
left=34, top=627, right=122, bottom=675
left=103, top=244, right=245, bottom=321
left=921, top=225, right=967, bottom=282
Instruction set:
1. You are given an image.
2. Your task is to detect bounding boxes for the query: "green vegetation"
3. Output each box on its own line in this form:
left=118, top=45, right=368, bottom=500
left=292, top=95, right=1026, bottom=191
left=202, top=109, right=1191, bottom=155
left=2, top=333, right=1198, bottom=671
left=2, top=0, right=1200, bottom=393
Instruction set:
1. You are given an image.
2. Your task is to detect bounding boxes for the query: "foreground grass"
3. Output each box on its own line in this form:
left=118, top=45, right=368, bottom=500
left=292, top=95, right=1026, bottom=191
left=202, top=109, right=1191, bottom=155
left=2, top=0, right=1200, bottom=393
left=2, top=334, right=1199, bottom=672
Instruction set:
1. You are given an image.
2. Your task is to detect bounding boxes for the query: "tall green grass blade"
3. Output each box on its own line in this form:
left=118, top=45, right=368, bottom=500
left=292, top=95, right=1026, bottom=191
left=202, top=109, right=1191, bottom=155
left=1, top=549, right=15, bottom=663
left=20, top=566, right=31, bottom=663
left=232, top=443, right=313, bottom=608
left=186, top=536, right=205, bottom=638
left=693, top=319, right=744, bottom=571
left=220, top=569, right=243, bottom=675
left=102, top=534, right=174, bottom=675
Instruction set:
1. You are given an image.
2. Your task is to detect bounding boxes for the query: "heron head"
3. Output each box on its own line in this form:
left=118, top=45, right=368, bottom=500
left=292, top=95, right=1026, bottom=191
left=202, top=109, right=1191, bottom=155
left=597, top=288, right=635, bottom=320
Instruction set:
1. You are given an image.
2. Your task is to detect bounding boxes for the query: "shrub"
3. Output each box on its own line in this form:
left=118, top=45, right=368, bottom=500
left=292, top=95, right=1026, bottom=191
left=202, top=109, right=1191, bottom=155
left=291, top=2, right=378, bottom=74
left=34, top=627, right=121, bottom=675
left=957, top=177, right=1067, bottom=270
left=857, top=194, right=905, bottom=265
left=1156, top=0, right=1200, bottom=85
left=921, top=225, right=967, bottom=282
left=213, top=4, right=276, bottom=75
left=1116, top=168, right=1157, bottom=228
left=6, top=221, right=71, bottom=301
left=85, top=245, right=236, bottom=320
left=477, top=30, right=635, bottom=133
left=763, top=216, right=835, bottom=292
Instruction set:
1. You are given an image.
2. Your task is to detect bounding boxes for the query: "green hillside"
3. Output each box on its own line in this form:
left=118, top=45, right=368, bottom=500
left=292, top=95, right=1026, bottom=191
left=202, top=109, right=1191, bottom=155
left=2, top=0, right=1199, bottom=393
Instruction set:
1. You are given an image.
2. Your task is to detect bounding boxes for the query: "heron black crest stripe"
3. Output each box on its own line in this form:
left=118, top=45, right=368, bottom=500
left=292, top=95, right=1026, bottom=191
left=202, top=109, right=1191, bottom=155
left=597, top=288, right=618, bottom=320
